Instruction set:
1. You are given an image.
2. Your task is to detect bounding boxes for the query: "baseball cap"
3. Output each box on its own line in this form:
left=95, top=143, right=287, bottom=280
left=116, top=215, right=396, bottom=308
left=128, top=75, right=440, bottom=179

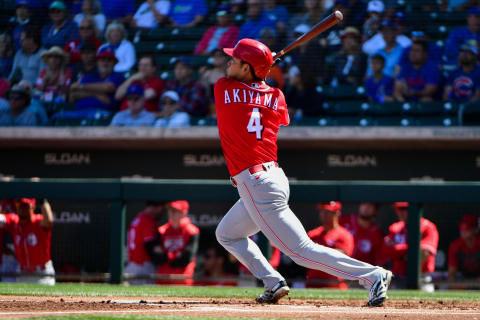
left=216, top=3, right=230, bottom=16
left=168, top=200, right=189, bottom=213
left=126, top=83, right=144, bottom=96
left=460, top=41, right=479, bottom=55
left=316, top=201, right=342, bottom=212
left=8, top=81, right=32, bottom=100
left=173, top=56, right=192, bottom=68
left=16, top=198, right=36, bottom=208
left=96, top=45, right=118, bottom=62
left=294, top=24, right=310, bottom=35
left=411, top=30, right=425, bottom=37
left=468, top=6, right=480, bottom=15
left=15, top=0, right=29, bottom=7
left=367, top=0, right=385, bottom=13
left=49, top=0, right=67, bottom=11
left=161, top=90, right=180, bottom=102
left=79, top=40, right=97, bottom=52
left=459, top=213, right=478, bottom=231
left=340, top=27, right=361, bottom=39
left=393, top=202, right=409, bottom=209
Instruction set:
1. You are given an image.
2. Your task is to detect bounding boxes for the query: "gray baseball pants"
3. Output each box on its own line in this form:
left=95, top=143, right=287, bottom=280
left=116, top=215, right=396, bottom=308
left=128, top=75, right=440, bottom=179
left=216, top=162, right=383, bottom=291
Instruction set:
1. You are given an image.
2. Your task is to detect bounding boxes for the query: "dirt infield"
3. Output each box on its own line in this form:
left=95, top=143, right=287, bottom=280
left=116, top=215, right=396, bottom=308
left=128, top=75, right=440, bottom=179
left=0, top=295, right=479, bottom=319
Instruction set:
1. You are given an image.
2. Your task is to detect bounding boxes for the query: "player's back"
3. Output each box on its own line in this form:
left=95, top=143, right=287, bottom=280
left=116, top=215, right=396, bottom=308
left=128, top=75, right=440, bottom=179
left=214, top=77, right=289, bottom=176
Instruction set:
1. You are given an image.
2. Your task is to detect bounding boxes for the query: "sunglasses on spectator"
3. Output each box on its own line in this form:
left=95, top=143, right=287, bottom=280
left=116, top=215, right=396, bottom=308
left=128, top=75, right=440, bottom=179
left=163, top=100, right=177, bottom=105
left=127, top=95, right=142, bottom=101
left=50, top=9, right=62, bottom=13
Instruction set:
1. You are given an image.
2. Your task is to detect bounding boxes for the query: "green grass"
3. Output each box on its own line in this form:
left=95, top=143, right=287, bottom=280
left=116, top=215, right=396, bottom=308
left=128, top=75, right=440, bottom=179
left=0, top=282, right=479, bottom=301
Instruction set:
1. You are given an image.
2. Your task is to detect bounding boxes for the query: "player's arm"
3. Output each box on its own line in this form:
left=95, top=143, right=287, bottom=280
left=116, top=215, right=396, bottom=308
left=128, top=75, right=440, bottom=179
left=420, top=223, right=439, bottom=262
left=144, top=235, right=168, bottom=265
left=169, top=233, right=200, bottom=268
left=40, top=199, right=54, bottom=229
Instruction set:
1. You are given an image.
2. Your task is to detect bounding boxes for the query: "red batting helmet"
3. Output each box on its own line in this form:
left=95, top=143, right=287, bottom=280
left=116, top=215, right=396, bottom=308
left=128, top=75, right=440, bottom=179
left=223, top=38, right=274, bottom=79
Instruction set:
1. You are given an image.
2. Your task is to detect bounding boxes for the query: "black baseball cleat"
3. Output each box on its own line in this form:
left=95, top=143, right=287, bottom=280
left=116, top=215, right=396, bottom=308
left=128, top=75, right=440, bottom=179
left=256, top=280, right=290, bottom=304
left=367, top=269, right=393, bottom=307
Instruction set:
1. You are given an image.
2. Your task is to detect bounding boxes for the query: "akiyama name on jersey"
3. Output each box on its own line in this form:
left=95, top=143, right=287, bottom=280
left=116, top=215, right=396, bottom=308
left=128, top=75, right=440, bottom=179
left=223, top=88, right=279, bottom=111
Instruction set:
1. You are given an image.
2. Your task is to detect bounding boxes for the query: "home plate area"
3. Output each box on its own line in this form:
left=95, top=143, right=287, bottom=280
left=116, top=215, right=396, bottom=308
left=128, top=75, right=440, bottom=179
left=0, top=296, right=478, bottom=319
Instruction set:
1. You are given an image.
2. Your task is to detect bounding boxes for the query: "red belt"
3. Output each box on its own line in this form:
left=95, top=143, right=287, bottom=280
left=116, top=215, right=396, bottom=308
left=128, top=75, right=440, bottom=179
left=231, top=162, right=279, bottom=187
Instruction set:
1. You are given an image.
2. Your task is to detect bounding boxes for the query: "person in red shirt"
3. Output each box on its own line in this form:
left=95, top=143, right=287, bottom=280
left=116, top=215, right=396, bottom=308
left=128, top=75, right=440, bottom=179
left=214, top=38, right=392, bottom=307
left=307, top=202, right=354, bottom=289
left=340, top=202, right=384, bottom=265
left=155, top=200, right=199, bottom=285
left=115, top=55, right=165, bottom=115
left=383, top=202, right=439, bottom=278
left=125, top=201, right=165, bottom=285
left=0, top=198, right=55, bottom=285
left=448, top=213, right=480, bottom=281
left=63, top=16, right=101, bottom=65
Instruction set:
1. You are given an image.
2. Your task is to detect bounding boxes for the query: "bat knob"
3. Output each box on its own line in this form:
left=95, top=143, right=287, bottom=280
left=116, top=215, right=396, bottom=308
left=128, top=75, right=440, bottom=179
left=334, top=10, right=343, bottom=21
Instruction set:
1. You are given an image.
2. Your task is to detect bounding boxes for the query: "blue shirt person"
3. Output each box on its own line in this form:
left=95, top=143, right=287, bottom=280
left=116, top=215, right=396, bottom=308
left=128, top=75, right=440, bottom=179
left=365, top=54, right=394, bottom=103
left=444, top=42, right=480, bottom=102
left=41, top=1, right=79, bottom=49
left=110, top=83, right=156, bottom=126
left=238, top=0, right=276, bottom=41
left=0, top=82, right=47, bottom=126
left=168, top=0, right=207, bottom=27
left=100, top=0, right=135, bottom=22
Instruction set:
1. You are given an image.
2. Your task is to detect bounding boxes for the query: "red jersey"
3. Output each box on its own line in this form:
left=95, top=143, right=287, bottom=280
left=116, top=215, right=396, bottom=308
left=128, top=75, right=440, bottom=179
left=214, top=77, right=290, bottom=176
left=448, top=236, right=480, bottom=278
left=339, top=214, right=384, bottom=265
left=306, top=225, right=354, bottom=289
left=1, top=214, right=52, bottom=272
left=127, top=212, right=158, bottom=264
left=157, top=217, right=199, bottom=285
left=383, top=218, right=439, bottom=277
left=120, top=77, right=165, bottom=112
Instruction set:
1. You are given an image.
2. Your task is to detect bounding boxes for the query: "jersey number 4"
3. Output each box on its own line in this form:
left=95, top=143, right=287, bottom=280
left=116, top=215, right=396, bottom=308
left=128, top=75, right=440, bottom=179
left=247, top=107, right=264, bottom=140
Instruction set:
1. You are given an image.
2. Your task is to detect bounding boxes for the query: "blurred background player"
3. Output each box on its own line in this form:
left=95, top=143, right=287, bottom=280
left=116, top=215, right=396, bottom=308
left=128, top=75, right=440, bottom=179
left=306, top=202, right=354, bottom=289
left=155, top=200, right=199, bottom=285
left=0, top=198, right=55, bottom=285
left=448, top=214, right=480, bottom=282
left=194, top=243, right=237, bottom=286
left=125, top=200, right=164, bottom=285
left=340, top=202, right=384, bottom=266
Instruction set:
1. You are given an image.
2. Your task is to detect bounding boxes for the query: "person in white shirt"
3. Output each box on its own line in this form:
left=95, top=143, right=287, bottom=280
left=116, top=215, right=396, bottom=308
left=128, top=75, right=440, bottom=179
left=154, top=90, right=190, bottom=128
left=98, top=22, right=136, bottom=73
left=132, top=0, right=170, bottom=28
left=73, top=0, right=106, bottom=34
left=362, top=18, right=411, bottom=56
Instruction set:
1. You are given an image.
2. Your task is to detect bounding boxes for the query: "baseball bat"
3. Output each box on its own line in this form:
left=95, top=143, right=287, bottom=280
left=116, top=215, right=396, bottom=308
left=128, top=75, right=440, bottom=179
left=273, top=10, right=344, bottom=62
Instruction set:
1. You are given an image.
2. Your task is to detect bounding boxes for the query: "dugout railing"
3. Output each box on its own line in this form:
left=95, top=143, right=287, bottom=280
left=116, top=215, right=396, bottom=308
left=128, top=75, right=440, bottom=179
left=1, top=178, right=479, bottom=289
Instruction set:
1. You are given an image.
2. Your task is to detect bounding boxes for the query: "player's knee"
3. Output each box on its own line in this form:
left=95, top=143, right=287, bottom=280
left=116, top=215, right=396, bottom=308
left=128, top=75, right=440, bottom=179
left=215, top=224, right=227, bottom=245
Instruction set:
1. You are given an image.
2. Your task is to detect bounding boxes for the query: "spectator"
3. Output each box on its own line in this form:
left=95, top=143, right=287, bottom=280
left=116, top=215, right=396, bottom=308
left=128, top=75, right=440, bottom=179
left=362, top=19, right=411, bottom=56
left=199, top=49, right=228, bottom=114
left=34, top=46, right=72, bottom=106
left=9, top=0, right=33, bottom=52
left=326, top=27, right=367, bottom=86
left=0, top=34, right=13, bottom=81
left=258, top=27, right=284, bottom=89
left=167, top=0, right=207, bottom=28
left=445, top=6, right=480, bottom=65
left=345, top=0, right=367, bottom=28
left=67, top=46, right=125, bottom=119
left=382, top=202, right=439, bottom=278
left=290, top=0, right=325, bottom=30
left=98, top=22, right=136, bottom=73
left=306, top=202, right=354, bottom=289
left=100, top=0, right=135, bottom=25
left=22, top=0, right=50, bottom=26
left=154, top=90, right=190, bottom=128
left=132, top=0, right=170, bottom=29
left=363, top=0, right=385, bottom=40
left=165, top=56, right=209, bottom=117
left=444, top=41, right=480, bottom=102
left=285, top=65, right=323, bottom=118
left=448, top=214, right=480, bottom=281
left=9, top=28, right=45, bottom=86
left=194, top=244, right=237, bottom=286
left=399, top=30, right=443, bottom=68
left=0, top=76, right=9, bottom=99
left=367, top=20, right=405, bottom=78
left=339, top=202, right=384, bottom=266
left=194, top=4, right=239, bottom=56
left=394, top=40, right=441, bottom=102
left=41, top=1, right=79, bottom=49
left=70, top=40, right=98, bottom=82
left=263, top=0, right=289, bottom=39
left=364, top=54, right=394, bottom=103
left=73, top=0, right=106, bottom=34
left=156, top=200, right=200, bottom=285
left=315, top=0, right=351, bottom=53
left=0, top=198, right=55, bottom=285
left=441, top=0, right=479, bottom=11
left=64, top=16, right=102, bottom=65
left=116, top=55, right=165, bottom=114
left=110, top=83, right=156, bottom=126
left=125, top=201, right=165, bottom=285
left=0, top=81, right=48, bottom=126
left=238, top=0, right=276, bottom=41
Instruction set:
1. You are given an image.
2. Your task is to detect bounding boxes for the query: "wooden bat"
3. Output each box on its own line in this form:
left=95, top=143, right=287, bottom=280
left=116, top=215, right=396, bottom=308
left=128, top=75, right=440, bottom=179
left=273, top=10, right=344, bottom=62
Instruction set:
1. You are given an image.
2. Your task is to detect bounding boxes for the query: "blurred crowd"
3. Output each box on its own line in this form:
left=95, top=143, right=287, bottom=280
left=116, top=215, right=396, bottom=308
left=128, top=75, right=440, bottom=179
left=0, top=0, right=480, bottom=126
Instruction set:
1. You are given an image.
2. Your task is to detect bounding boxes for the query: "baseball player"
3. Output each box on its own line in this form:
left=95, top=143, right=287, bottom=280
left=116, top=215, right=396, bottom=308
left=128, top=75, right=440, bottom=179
left=0, top=198, right=55, bottom=285
left=214, top=38, right=392, bottom=306
left=125, top=201, right=165, bottom=284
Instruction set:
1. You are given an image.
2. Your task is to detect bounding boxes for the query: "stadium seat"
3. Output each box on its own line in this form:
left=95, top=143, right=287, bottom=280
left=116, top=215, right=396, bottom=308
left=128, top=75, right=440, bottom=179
left=373, top=116, right=414, bottom=126
left=323, top=101, right=372, bottom=115
left=135, top=41, right=197, bottom=54
left=319, top=85, right=367, bottom=101
left=54, top=118, right=91, bottom=126
left=459, top=101, right=480, bottom=125
left=426, top=25, right=452, bottom=40
left=405, top=101, right=444, bottom=116
left=412, top=116, right=458, bottom=126
left=332, top=116, right=372, bottom=126
left=370, top=102, right=412, bottom=116
left=430, top=11, right=466, bottom=26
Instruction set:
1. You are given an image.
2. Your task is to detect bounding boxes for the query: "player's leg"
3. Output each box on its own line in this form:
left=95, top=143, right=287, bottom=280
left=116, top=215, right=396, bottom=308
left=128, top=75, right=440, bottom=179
left=215, top=198, right=285, bottom=290
left=236, top=167, right=387, bottom=291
